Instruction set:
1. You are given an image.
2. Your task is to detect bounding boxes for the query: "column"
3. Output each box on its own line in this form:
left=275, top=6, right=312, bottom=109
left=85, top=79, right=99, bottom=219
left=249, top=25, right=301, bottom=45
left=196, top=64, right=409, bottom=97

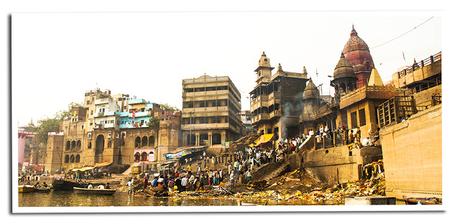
left=195, top=133, right=200, bottom=146
left=208, top=132, right=213, bottom=146
left=221, top=131, right=226, bottom=145
left=183, top=133, right=187, bottom=146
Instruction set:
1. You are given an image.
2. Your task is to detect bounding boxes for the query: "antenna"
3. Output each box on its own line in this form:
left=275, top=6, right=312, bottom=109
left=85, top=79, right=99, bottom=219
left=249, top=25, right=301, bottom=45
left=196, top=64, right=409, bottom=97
left=318, top=84, right=323, bottom=95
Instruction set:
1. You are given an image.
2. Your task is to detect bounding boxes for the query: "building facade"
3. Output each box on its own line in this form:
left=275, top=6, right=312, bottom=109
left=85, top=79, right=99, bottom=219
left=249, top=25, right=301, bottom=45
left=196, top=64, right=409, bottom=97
left=44, top=89, right=181, bottom=173
left=250, top=52, right=309, bottom=139
left=181, top=75, right=243, bottom=149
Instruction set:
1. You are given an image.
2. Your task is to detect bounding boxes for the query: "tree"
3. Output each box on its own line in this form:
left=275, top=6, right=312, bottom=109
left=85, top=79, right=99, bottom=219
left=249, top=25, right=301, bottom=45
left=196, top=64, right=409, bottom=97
left=30, top=111, right=68, bottom=145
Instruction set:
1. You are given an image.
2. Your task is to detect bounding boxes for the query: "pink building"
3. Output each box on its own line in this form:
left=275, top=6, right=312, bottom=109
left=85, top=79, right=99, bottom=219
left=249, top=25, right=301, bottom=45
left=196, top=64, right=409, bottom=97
left=18, top=128, right=35, bottom=168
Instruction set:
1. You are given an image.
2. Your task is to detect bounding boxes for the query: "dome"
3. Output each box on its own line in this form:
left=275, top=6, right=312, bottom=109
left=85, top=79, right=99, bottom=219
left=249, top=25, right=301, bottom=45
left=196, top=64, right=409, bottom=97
left=333, top=53, right=355, bottom=79
left=303, top=79, right=320, bottom=99
left=342, top=25, right=374, bottom=74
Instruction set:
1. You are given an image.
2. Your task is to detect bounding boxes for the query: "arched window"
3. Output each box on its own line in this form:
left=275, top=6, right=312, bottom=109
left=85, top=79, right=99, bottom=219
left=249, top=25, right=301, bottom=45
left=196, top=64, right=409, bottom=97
left=64, top=155, right=69, bottom=163
left=76, top=140, right=81, bottom=150
left=70, top=155, right=75, bottom=163
left=134, top=152, right=140, bottom=162
left=141, top=136, right=148, bottom=147
left=88, top=142, right=92, bottom=149
left=75, top=154, right=80, bottom=163
left=148, top=151, right=155, bottom=161
left=65, top=141, right=70, bottom=151
left=135, top=136, right=141, bottom=148
left=71, top=141, right=76, bottom=150
left=141, top=152, right=148, bottom=161
left=148, top=136, right=154, bottom=146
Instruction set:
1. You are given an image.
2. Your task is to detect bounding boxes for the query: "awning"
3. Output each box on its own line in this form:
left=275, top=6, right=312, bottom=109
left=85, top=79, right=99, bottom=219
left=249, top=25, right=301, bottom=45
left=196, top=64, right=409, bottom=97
left=71, top=166, right=94, bottom=172
left=94, top=162, right=112, bottom=168
left=253, top=133, right=274, bottom=147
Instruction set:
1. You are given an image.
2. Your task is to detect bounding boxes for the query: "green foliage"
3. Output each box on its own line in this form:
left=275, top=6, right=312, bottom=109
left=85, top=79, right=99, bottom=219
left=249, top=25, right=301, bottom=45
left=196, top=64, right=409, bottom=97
left=27, top=110, right=68, bottom=144
left=35, top=118, right=61, bottom=144
left=148, top=117, right=160, bottom=130
left=159, top=103, right=178, bottom=111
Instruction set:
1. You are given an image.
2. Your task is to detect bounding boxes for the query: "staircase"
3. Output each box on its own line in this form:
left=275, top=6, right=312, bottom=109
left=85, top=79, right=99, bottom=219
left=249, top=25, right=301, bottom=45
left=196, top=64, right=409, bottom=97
left=251, top=161, right=290, bottom=182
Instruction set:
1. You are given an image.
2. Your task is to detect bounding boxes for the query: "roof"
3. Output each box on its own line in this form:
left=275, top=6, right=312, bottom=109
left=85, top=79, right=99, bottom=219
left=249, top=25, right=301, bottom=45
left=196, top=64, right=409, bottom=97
left=342, top=25, right=375, bottom=73
left=368, top=68, right=384, bottom=86
left=333, top=52, right=355, bottom=79
left=303, top=79, right=320, bottom=99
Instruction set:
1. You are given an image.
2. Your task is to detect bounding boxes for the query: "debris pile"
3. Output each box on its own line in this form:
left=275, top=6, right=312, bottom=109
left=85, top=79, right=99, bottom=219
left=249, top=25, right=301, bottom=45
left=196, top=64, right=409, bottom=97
left=234, top=169, right=386, bottom=205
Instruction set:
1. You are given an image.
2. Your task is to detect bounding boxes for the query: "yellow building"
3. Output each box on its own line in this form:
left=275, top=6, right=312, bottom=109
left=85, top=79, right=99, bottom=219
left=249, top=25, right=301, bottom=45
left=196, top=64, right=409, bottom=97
left=181, top=75, right=243, bottom=150
left=378, top=52, right=442, bottom=200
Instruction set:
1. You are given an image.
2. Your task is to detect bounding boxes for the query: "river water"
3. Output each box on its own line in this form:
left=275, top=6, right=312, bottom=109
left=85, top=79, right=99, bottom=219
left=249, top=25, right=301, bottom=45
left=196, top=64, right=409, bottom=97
left=18, top=192, right=243, bottom=207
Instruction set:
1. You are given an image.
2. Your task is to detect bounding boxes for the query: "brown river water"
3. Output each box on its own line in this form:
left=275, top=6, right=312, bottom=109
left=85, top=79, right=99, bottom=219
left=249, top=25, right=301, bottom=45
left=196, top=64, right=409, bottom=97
left=18, top=191, right=330, bottom=207
left=18, top=191, right=244, bottom=207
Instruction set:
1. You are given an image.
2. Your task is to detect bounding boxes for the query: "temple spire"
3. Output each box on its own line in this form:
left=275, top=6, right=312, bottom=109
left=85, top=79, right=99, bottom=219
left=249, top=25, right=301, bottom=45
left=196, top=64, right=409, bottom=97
left=351, top=24, right=357, bottom=36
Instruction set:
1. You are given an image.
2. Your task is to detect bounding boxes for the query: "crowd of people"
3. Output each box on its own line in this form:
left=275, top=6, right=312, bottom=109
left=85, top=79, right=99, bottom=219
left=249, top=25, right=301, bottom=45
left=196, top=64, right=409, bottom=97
left=126, top=124, right=381, bottom=195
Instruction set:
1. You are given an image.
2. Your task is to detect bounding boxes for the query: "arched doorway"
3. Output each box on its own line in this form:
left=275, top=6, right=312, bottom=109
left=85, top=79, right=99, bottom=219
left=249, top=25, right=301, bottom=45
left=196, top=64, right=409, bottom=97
left=134, top=152, right=140, bottom=162
left=95, top=135, right=105, bottom=163
left=141, top=152, right=148, bottom=161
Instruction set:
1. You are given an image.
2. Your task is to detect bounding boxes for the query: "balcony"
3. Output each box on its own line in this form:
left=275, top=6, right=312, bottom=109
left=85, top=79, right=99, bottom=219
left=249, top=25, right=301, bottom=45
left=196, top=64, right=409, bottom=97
left=183, top=90, right=229, bottom=98
left=269, top=110, right=281, bottom=119
left=94, top=111, right=116, bottom=118
left=94, top=123, right=116, bottom=129
left=181, top=123, right=230, bottom=130
left=393, top=52, right=442, bottom=88
left=339, top=85, right=397, bottom=109
left=250, top=95, right=270, bottom=110
left=251, top=113, right=270, bottom=123
left=182, top=106, right=228, bottom=115
left=94, top=98, right=111, bottom=105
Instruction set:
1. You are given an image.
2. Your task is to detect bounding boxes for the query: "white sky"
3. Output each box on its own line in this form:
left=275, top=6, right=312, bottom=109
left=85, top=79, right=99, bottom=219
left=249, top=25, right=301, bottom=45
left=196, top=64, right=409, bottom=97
left=12, top=12, right=441, bottom=126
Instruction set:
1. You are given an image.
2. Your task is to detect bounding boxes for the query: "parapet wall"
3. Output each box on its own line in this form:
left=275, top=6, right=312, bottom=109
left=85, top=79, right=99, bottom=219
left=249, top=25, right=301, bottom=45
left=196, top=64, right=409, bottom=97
left=380, top=104, right=442, bottom=199
left=301, top=146, right=362, bottom=185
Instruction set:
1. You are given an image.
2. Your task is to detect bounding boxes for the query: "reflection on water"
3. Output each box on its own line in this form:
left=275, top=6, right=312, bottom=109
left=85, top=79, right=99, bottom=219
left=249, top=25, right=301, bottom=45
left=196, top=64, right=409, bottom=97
left=18, top=192, right=240, bottom=207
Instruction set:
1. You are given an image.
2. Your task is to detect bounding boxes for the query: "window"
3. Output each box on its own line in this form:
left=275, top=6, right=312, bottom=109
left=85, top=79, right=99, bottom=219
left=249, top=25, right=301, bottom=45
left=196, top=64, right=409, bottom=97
left=359, top=109, right=366, bottom=126
left=351, top=111, right=358, bottom=128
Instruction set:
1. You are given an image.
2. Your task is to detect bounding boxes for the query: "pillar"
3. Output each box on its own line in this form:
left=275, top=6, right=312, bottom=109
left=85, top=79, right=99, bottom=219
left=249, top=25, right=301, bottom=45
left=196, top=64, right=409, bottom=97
left=195, top=133, right=200, bottom=146
left=208, top=132, right=212, bottom=146
left=221, top=131, right=226, bottom=145
left=183, top=133, right=187, bottom=146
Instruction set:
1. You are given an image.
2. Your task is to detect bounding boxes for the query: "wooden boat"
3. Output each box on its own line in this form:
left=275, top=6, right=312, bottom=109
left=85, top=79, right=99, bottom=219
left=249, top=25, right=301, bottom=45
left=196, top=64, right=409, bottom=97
left=73, top=187, right=116, bottom=195
left=52, top=179, right=88, bottom=191
left=34, top=187, right=52, bottom=193
left=18, top=185, right=36, bottom=193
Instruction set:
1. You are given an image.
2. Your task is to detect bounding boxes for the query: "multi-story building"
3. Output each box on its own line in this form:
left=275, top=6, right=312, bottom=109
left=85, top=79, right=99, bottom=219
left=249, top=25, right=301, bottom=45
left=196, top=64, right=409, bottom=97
left=250, top=52, right=309, bottom=139
left=181, top=75, right=243, bottom=150
left=239, top=110, right=253, bottom=135
left=45, top=88, right=182, bottom=173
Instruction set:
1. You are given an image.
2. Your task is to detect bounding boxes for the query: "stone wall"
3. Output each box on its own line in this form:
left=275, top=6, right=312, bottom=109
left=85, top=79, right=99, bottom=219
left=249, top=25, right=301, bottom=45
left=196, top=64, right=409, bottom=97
left=413, top=84, right=442, bottom=108
left=302, top=145, right=361, bottom=185
left=380, top=104, right=442, bottom=199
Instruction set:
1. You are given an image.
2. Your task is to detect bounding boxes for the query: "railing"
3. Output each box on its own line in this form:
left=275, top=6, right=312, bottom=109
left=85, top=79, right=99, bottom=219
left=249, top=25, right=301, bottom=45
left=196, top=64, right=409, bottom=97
left=397, top=51, right=441, bottom=78
left=377, top=96, right=417, bottom=128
